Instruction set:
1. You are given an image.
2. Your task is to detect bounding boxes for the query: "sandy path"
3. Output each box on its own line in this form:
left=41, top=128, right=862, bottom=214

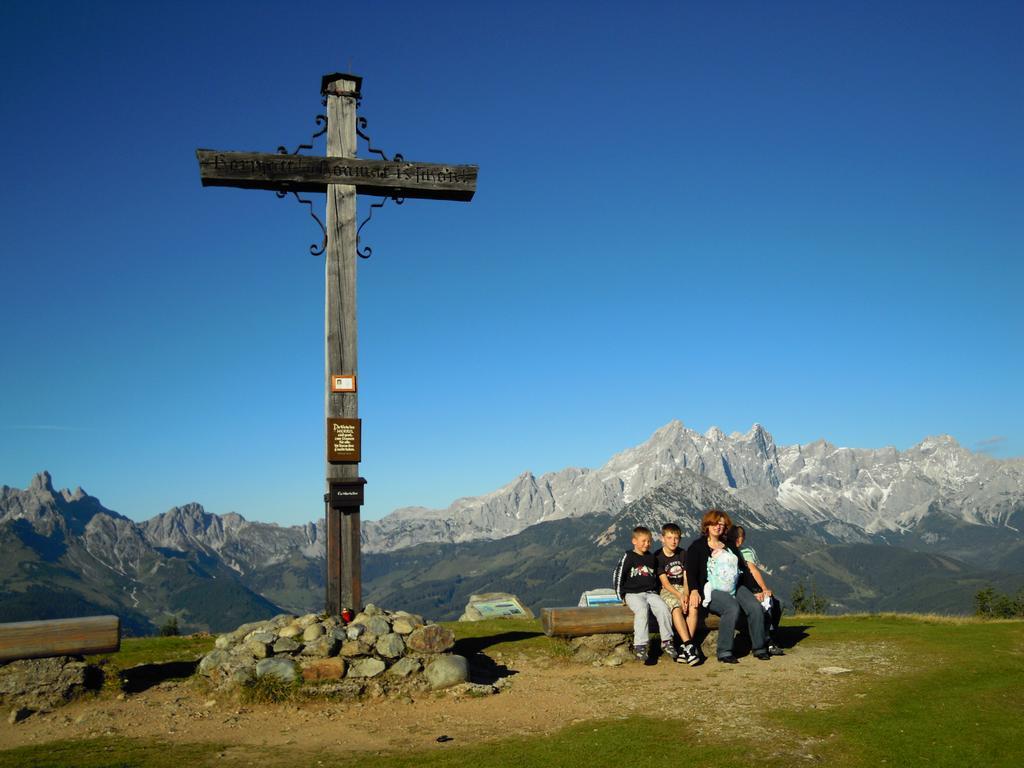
left=0, top=640, right=897, bottom=758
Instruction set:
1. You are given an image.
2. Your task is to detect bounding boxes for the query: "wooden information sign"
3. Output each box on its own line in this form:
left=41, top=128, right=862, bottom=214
left=195, top=72, right=477, bottom=614
left=327, top=417, right=361, bottom=462
left=197, top=151, right=477, bottom=201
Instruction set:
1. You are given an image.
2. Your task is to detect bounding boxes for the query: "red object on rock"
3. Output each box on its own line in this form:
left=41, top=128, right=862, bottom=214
left=341, top=608, right=353, bottom=623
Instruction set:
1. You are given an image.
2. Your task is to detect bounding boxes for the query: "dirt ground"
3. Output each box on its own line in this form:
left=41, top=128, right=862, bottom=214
left=0, top=637, right=899, bottom=759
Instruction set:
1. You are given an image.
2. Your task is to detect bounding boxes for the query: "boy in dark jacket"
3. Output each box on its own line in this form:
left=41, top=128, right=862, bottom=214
left=613, top=525, right=676, bottom=662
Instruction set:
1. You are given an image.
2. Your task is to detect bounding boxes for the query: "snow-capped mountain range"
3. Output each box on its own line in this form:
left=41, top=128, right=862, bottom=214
left=361, top=420, right=1024, bottom=551
left=3, top=420, right=1022, bottom=629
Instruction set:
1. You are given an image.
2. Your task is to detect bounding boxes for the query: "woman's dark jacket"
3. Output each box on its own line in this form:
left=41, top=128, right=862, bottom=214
left=684, top=536, right=758, bottom=597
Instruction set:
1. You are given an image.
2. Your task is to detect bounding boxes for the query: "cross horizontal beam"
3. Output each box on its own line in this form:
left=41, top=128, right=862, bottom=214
left=196, top=150, right=477, bottom=201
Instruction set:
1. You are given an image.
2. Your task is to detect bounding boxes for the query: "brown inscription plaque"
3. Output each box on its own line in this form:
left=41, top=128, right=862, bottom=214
left=327, top=418, right=361, bottom=462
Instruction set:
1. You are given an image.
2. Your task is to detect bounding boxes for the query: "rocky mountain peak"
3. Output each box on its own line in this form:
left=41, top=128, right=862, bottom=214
left=29, top=471, right=54, bottom=494
left=61, top=486, right=88, bottom=503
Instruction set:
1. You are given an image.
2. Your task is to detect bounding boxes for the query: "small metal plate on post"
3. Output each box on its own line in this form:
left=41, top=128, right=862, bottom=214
left=331, top=374, right=357, bottom=393
left=327, top=418, right=361, bottom=462
left=327, top=478, right=367, bottom=509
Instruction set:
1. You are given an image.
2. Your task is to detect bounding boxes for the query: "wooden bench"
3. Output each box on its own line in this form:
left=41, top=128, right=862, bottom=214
left=0, top=616, right=121, bottom=663
left=540, top=605, right=719, bottom=637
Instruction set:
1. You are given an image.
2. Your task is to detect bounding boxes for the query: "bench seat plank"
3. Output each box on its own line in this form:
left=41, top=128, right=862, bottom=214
left=0, top=615, right=121, bottom=663
left=541, top=605, right=719, bottom=637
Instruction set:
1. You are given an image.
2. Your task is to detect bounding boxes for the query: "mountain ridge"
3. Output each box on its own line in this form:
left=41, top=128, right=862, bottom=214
left=363, top=420, right=1024, bottom=551
left=3, top=419, right=1023, bottom=629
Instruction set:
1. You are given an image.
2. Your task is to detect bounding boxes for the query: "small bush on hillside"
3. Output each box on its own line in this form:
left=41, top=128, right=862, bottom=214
left=159, top=617, right=180, bottom=637
left=974, top=586, right=1024, bottom=618
left=791, top=578, right=829, bottom=613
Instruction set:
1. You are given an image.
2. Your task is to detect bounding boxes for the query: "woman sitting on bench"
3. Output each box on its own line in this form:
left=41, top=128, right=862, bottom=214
left=684, top=509, right=779, bottom=664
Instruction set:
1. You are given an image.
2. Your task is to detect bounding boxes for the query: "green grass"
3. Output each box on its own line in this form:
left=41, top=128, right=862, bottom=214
left=3, top=616, right=1022, bottom=768
left=770, top=615, right=1024, bottom=767
left=87, top=635, right=215, bottom=670
left=86, top=634, right=215, bottom=692
left=444, top=618, right=554, bottom=658
left=0, top=737, right=226, bottom=768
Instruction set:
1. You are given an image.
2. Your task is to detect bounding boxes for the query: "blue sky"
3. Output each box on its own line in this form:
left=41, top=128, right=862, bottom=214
left=1, top=1, right=1021, bottom=527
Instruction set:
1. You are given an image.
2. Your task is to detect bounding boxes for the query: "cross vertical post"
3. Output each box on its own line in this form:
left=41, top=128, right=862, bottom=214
left=195, top=72, right=478, bottom=619
left=324, top=73, right=361, bottom=615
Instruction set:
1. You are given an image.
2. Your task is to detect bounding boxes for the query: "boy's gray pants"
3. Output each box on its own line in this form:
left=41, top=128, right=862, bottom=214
left=623, top=592, right=674, bottom=647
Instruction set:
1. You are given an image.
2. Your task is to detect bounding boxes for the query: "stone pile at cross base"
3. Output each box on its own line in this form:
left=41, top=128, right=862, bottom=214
left=198, top=604, right=492, bottom=697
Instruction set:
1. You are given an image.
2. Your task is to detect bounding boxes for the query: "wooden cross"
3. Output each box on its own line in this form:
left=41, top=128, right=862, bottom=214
left=196, top=73, right=478, bottom=614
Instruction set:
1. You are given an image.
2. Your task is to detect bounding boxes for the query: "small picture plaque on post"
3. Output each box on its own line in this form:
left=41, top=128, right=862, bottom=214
left=327, top=418, right=361, bottom=462
left=327, top=478, right=367, bottom=509
left=331, top=374, right=357, bottom=393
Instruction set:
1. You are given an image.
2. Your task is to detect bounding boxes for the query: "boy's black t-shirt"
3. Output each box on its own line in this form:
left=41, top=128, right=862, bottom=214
left=613, top=550, right=659, bottom=598
left=655, top=547, right=686, bottom=587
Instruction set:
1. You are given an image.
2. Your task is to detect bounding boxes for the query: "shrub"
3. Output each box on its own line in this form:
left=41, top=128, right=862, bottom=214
left=239, top=674, right=300, bottom=704
left=791, top=578, right=829, bottom=613
left=974, top=585, right=1024, bottom=618
left=159, top=617, right=180, bottom=637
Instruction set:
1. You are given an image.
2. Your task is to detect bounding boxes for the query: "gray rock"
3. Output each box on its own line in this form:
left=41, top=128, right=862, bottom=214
left=278, top=624, right=304, bottom=639
left=272, top=637, right=302, bottom=655
left=391, top=618, right=417, bottom=635
left=819, top=667, right=853, bottom=675
left=296, top=613, right=321, bottom=628
left=0, top=656, right=101, bottom=711
left=229, top=666, right=256, bottom=686
left=300, top=636, right=339, bottom=658
left=359, top=631, right=379, bottom=647
left=198, top=649, right=232, bottom=676
left=228, top=621, right=267, bottom=642
left=214, top=635, right=233, bottom=650
left=394, top=610, right=425, bottom=625
left=244, top=639, right=271, bottom=659
left=424, top=655, right=469, bottom=690
left=386, top=657, right=422, bottom=678
left=255, top=658, right=299, bottom=682
left=345, top=624, right=365, bottom=640
left=339, top=640, right=371, bottom=658
left=406, top=625, right=456, bottom=654
left=244, top=630, right=275, bottom=644
left=375, top=633, right=406, bottom=658
left=362, top=603, right=382, bottom=616
left=302, top=623, right=326, bottom=642
left=347, top=658, right=386, bottom=678
left=364, top=616, right=391, bottom=637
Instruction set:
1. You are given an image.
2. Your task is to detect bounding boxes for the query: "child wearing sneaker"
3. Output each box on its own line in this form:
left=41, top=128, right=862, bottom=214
left=656, top=523, right=701, bottom=665
left=613, top=526, right=676, bottom=662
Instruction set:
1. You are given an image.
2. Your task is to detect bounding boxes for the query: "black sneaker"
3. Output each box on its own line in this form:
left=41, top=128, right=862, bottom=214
left=717, top=655, right=739, bottom=664
left=767, top=644, right=785, bottom=656
left=753, top=649, right=772, bottom=661
left=633, top=644, right=648, bottom=662
left=679, top=644, right=701, bottom=666
left=661, top=641, right=679, bottom=662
